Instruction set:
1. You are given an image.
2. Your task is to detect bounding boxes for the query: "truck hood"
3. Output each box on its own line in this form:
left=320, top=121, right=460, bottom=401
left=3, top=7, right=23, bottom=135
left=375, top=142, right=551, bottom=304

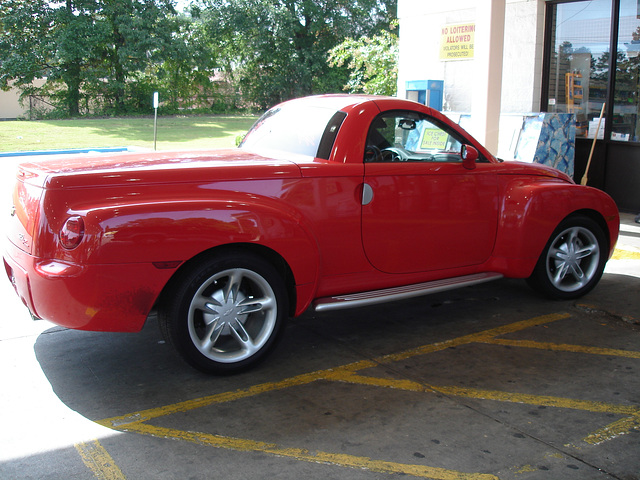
left=16, top=148, right=302, bottom=189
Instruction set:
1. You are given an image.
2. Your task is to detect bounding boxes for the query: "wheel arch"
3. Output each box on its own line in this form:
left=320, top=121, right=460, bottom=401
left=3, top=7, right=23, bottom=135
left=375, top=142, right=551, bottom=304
left=567, top=208, right=612, bottom=252
left=525, top=210, right=610, bottom=299
left=538, top=207, right=618, bottom=265
left=157, top=243, right=299, bottom=318
left=73, top=195, right=323, bottom=320
left=491, top=181, right=619, bottom=277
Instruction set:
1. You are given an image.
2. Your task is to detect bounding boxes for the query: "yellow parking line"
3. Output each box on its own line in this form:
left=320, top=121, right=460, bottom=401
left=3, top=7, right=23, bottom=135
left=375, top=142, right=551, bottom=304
left=584, top=413, right=640, bottom=445
left=92, top=311, right=640, bottom=478
left=377, top=313, right=571, bottom=364
left=611, top=248, right=640, bottom=260
left=98, top=369, right=329, bottom=428
left=99, top=313, right=571, bottom=429
left=326, top=370, right=639, bottom=415
left=75, top=440, right=126, bottom=480
left=485, top=338, right=640, bottom=359
left=123, top=422, right=498, bottom=480
left=328, top=370, right=640, bottom=447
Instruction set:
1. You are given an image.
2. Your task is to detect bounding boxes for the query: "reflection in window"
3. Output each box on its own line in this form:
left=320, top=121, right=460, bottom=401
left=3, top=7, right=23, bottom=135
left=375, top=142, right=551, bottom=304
left=612, top=0, right=640, bottom=141
left=546, top=0, right=611, bottom=138
left=241, top=104, right=344, bottom=159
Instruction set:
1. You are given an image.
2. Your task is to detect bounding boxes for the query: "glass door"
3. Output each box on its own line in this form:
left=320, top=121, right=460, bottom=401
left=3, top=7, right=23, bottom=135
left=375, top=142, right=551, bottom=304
left=545, top=0, right=612, bottom=139
left=611, top=0, right=640, bottom=142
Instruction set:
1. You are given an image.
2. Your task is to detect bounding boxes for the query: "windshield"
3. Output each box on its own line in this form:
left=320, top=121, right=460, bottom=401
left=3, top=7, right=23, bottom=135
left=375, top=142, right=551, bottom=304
left=239, top=102, right=344, bottom=160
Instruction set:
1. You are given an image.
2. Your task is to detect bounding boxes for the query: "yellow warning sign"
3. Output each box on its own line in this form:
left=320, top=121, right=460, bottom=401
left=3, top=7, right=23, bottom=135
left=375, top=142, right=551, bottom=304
left=440, top=23, right=475, bottom=61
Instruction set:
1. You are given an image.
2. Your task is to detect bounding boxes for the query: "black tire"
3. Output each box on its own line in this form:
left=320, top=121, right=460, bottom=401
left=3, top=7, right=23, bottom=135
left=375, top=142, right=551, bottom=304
left=159, top=251, right=288, bottom=374
left=527, top=215, right=608, bottom=299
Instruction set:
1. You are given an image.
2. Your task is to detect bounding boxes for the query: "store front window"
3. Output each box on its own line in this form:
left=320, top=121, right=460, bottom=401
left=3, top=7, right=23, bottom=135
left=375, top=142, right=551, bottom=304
left=546, top=0, right=640, bottom=142
left=545, top=0, right=612, bottom=139
left=612, top=0, right=640, bottom=142
left=541, top=0, right=640, bottom=209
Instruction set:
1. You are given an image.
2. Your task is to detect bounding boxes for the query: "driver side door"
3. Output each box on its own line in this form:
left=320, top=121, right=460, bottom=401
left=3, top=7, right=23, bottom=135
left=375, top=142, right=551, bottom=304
left=361, top=110, right=499, bottom=274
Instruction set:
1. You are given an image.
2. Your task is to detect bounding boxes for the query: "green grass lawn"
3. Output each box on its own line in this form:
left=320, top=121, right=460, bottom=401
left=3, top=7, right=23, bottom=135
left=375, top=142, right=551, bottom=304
left=0, top=115, right=259, bottom=153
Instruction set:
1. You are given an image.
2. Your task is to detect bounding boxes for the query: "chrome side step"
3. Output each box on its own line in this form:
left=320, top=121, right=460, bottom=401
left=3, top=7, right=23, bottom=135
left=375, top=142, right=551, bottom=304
left=313, top=272, right=503, bottom=312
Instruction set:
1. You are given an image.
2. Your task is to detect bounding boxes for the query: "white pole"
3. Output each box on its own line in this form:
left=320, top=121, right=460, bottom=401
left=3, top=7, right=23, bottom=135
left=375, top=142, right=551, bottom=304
left=471, top=0, right=506, bottom=155
left=153, top=92, right=159, bottom=151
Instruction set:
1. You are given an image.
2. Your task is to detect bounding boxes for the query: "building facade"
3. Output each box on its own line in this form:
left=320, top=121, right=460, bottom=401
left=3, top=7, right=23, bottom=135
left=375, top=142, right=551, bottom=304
left=0, top=86, right=26, bottom=120
left=398, top=0, right=640, bottom=212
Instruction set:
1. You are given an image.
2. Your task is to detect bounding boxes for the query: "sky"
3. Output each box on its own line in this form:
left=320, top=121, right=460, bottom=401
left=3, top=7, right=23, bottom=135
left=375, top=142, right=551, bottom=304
left=175, top=0, right=190, bottom=12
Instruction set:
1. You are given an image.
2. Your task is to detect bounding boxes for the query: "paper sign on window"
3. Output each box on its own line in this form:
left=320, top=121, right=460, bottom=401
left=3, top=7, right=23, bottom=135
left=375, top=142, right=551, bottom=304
left=420, top=129, right=448, bottom=150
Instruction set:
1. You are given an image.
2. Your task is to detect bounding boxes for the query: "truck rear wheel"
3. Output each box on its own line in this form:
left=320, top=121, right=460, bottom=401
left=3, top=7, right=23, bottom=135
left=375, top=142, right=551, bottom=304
left=159, top=251, right=288, bottom=374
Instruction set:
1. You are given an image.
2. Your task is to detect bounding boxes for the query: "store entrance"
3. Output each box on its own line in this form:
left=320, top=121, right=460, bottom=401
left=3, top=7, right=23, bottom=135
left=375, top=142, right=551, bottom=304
left=543, top=0, right=640, bottom=211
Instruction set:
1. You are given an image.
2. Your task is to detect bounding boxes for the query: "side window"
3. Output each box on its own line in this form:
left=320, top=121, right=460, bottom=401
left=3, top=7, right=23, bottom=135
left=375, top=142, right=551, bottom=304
left=317, top=111, right=347, bottom=159
left=364, top=111, right=467, bottom=163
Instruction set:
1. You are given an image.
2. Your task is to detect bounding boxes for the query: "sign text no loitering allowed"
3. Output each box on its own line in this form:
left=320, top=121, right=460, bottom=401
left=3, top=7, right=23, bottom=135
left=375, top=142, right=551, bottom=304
left=440, top=23, right=475, bottom=61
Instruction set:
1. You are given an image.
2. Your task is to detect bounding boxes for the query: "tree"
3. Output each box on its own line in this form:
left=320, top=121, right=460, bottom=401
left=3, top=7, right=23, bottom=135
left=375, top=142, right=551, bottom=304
left=197, top=0, right=397, bottom=108
left=327, top=23, right=398, bottom=96
left=51, top=0, right=109, bottom=116
left=152, top=14, right=221, bottom=110
left=0, top=0, right=111, bottom=116
left=0, top=0, right=198, bottom=116
left=1, top=0, right=398, bottom=116
left=0, top=0, right=52, bottom=89
left=92, top=0, right=182, bottom=113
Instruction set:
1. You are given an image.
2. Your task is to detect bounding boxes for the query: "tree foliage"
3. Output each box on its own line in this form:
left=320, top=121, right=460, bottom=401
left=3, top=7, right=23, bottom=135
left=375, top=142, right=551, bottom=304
left=0, top=0, right=398, bottom=117
left=0, top=0, right=57, bottom=96
left=0, top=0, right=213, bottom=116
left=328, top=23, right=398, bottom=96
left=196, top=0, right=397, bottom=108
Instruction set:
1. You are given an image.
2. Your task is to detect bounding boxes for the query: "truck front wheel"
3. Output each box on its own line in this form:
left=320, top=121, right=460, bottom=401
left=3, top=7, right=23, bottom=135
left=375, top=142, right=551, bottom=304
left=527, top=215, right=607, bottom=299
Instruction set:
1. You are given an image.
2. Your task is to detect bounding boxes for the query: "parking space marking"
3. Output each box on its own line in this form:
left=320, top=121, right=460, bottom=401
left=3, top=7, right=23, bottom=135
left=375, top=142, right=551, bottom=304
left=584, top=414, right=640, bottom=445
left=120, top=422, right=498, bottom=480
left=612, top=248, right=640, bottom=260
left=75, top=439, right=126, bottom=480
left=484, top=338, right=640, bottom=359
left=97, top=313, right=570, bottom=428
left=329, top=369, right=640, bottom=446
left=325, top=370, right=639, bottom=415
left=100, top=369, right=332, bottom=426
left=92, top=312, right=640, bottom=478
left=376, top=313, right=571, bottom=364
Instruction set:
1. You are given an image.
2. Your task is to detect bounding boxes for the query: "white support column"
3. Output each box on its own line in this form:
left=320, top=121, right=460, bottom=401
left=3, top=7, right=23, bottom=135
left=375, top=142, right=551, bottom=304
left=471, top=0, right=506, bottom=155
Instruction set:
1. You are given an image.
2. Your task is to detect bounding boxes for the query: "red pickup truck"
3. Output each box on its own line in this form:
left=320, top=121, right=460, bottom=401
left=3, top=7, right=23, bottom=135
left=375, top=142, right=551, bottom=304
left=4, top=95, right=619, bottom=373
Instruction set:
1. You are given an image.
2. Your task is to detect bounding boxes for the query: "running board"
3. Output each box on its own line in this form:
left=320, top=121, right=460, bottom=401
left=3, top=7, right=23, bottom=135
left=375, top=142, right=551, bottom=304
left=313, top=272, right=503, bottom=312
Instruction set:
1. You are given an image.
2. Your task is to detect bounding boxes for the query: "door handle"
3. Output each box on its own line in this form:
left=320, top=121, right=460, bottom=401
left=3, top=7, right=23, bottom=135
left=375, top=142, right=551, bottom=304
left=362, top=183, right=374, bottom=206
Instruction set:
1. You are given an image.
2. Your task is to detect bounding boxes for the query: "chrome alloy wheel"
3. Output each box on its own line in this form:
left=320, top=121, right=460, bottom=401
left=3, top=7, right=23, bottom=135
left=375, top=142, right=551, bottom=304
left=544, top=225, right=601, bottom=293
left=187, top=268, right=278, bottom=364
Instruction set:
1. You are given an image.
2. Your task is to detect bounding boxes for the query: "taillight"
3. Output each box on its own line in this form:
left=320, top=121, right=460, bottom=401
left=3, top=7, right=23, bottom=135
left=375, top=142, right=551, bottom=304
left=60, top=216, right=85, bottom=249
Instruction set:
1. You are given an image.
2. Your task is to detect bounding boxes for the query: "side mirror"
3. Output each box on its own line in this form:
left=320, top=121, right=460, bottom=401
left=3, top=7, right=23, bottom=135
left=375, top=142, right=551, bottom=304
left=461, top=145, right=478, bottom=170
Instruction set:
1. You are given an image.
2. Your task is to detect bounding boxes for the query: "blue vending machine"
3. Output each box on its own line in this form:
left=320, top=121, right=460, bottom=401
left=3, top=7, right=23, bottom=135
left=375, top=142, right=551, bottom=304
left=405, top=80, right=444, bottom=111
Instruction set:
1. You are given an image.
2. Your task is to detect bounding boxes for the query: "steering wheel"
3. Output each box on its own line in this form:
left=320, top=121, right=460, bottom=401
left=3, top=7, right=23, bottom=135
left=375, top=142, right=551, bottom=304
left=365, top=145, right=410, bottom=162
left=381, top=147, right=409, bottom=162
left=364, top=145, right=382, bottom=162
